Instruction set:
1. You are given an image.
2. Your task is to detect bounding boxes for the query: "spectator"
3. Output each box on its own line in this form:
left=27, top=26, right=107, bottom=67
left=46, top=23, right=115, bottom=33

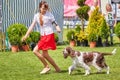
left=103, top=3, right=117, bottom=45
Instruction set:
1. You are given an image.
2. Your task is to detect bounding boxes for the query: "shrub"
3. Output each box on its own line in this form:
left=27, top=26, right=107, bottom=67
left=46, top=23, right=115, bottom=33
left=86, top=7, right=102, bottom=42
left=66, top=30, right=75, bottom=42
left=7, top=23, right=31, bottom=45
left=30, top=31, right=40, bottom=44
left=76, top=0, right=90, bottom=31
left=99, top=16, right=110, bottom=42
left=115, top=22, right=120, bottom=38
left=77, top=30, right=87, bottom=42
left=54, top=33, right=59, bottom=43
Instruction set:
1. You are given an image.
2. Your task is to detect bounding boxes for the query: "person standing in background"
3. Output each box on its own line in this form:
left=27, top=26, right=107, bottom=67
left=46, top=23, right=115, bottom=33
left=103, top=3, right=117, bottom=45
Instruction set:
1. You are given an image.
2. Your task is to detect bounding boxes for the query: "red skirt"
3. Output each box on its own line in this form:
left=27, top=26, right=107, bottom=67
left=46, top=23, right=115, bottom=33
left=37, top=33, right=56, bottom=50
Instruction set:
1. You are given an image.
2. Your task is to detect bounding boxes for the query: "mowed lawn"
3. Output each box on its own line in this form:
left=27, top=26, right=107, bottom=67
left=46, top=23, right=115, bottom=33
left=0, top=28, right=120, bottom=80
left=0, top=45, right=120, bottom=80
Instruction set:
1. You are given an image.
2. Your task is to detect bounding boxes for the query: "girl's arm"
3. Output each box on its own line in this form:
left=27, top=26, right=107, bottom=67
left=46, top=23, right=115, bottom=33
left=56, top=25, right=61, bottom=33
left=52, top=21, right=61, bottom=33
left=22, top=20, right=36, bottom=41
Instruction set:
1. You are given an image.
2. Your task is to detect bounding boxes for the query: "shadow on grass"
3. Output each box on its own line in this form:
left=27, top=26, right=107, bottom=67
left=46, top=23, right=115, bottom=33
left=73, top=71, right=107, bottom=76
left=50, top=69, right=68, bottom=74
left=59, top=70, right=68, bottom=73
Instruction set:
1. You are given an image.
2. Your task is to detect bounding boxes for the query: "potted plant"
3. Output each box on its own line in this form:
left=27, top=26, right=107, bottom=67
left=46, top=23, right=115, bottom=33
left=7, top=24, right=20, bottom=52
left=86, top=7, right=102, bottom=48
left=76, top=0, right=90, bottom=31
left=7, top=23, right=31, bottom=52
left=115, top=22, right=120, bottom=41
left=18, top=24, right=31, bottom=51
left=99, top=16, right=110, bottom=47
left=66, top=30, right=76, bottom=47
left=87, top=32, right=98, bottom=48
left=75, top=24, right=81, bottom=46
left=77, top=30, right=88, bottom=46
left=30, top=31, right=40, bottom=50
left=21, top=37, right=31, bottom=51
left=7, top=34, right=20, bottom=52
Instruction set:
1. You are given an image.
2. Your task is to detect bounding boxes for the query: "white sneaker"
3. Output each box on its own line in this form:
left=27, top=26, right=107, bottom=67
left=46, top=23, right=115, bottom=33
left=40, top=68, right=51, bottom=74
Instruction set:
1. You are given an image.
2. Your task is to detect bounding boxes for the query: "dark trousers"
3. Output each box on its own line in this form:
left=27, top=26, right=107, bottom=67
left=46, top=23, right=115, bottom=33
left=110, top=26, right=113, bottom=45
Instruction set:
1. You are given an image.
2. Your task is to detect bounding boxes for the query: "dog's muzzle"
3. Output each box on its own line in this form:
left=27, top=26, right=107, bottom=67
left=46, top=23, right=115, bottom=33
left=63, top=51, right=69, bottom=58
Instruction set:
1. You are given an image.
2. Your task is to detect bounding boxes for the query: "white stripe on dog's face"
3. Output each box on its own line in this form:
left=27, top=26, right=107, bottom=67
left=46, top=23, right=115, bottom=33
left=64, top=48, right=68, bottom=54
left=63, top=48, right=69, bottom=58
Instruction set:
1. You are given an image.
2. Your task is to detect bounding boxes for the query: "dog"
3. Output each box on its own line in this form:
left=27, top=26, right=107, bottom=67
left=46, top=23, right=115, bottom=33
left=62, top=47, right=116, bottom=75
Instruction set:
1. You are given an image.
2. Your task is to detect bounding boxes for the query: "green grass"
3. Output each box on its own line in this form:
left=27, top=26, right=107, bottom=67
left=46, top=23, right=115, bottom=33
left=0, top=29, right=120, bottom=80
left=0, top=46, right=120, bottom=80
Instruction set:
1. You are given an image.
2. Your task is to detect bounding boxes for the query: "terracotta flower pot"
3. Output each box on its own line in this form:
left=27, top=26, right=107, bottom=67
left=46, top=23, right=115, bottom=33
left=70, top=40, right=76, bottom=47
left=22, top=45, right=30, bottom=51
left=89, top=42, right=96, bottom=48
left=11, top=45, right=19, bottom=52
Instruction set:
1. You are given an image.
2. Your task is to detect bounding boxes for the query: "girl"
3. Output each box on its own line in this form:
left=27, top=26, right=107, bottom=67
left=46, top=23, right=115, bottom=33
left=22, top=1, right=61, bottom=74
left=103, top=3, right=116, bottom=45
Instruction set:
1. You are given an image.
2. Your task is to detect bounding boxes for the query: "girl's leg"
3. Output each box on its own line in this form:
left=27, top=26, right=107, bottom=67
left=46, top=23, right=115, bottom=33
left=42, top=50, right=61, bottom=72
left=33, top=45, right=51, bottom=74
left=33, top=45, right=49, bottom=68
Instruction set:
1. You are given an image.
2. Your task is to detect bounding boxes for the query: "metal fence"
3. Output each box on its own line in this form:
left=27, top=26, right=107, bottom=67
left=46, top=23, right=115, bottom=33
left=1, top=0, right=63, bottom=51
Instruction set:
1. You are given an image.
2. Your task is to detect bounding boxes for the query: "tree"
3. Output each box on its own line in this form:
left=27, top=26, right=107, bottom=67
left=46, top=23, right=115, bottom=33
left=99, top=16, right=110, bottom=45
left=115, top=23, right=120, bottom=39
left=86, top=7, right=103, bottom=47
left=76, top=0, right=90, bottom=31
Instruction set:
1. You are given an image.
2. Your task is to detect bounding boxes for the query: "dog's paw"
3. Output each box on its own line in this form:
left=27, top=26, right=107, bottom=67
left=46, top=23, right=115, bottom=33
left=84, top=74, right=89, bottom=76
left=84, top=71, right=90, bottom=76
left=68, top=71, right=72, bottom=75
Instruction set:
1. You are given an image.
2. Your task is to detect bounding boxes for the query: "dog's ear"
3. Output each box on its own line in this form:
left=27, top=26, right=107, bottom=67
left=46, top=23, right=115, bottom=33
left=66, top=47, right=72, bottom=54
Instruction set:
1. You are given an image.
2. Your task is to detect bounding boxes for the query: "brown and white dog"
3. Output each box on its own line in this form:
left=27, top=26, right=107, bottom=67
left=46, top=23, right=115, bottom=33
left=62, top=47, right=116, bottom=75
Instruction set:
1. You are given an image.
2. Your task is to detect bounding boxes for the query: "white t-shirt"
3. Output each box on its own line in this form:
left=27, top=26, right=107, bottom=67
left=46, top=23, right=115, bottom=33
left=104, top=11, right=115, bottom=26
left=33, top=11, right=55, bottom=36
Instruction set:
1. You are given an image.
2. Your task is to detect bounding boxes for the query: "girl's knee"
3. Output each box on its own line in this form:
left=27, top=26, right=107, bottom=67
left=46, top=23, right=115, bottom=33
left=33, top=49, right=38, bottom=54
left=33, top=50, right=41, bottom=56
left=33, top=45, right=39, bottom=53
left=33, top=46, right=38, bottom=53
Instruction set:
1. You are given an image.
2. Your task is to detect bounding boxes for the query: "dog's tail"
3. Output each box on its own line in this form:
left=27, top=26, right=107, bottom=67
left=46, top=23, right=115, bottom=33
left=102, top=48, right=117, bottom=56
left=112, top=48, right=117, bottom=55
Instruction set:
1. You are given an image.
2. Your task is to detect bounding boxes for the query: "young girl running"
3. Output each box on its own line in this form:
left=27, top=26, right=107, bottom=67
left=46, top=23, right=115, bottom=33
left=22, top=1, right=61, bottom=74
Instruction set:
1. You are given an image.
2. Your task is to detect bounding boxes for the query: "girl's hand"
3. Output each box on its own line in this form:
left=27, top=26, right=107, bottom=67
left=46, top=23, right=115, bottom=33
left=56, top=26, right=61, bottom=33
left=21, top=36, right=27, bottom=42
